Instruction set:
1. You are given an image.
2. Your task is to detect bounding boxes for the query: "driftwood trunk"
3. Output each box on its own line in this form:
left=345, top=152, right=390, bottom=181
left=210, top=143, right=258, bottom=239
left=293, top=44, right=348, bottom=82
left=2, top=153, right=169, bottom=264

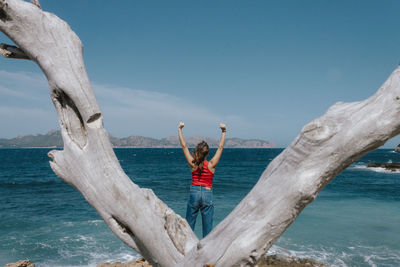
left=1, top=1, right=399, bottom=266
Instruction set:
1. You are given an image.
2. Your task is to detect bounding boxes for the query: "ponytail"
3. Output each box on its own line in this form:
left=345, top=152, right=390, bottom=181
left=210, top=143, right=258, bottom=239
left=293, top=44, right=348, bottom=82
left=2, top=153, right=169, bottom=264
left=192, top=141, right=209, bottom=171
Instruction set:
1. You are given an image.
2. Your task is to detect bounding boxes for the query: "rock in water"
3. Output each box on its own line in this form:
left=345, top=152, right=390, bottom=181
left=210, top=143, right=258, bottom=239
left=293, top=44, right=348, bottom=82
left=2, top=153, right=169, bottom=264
left=257, top=254, right=324, bottom=266
left=395, top=144, right=400, bottom=152
left=97, top=258, right=151, bottom=267
left=367, top=162, right=400, bottom=171
left=5, top=260, right=35, bottom=267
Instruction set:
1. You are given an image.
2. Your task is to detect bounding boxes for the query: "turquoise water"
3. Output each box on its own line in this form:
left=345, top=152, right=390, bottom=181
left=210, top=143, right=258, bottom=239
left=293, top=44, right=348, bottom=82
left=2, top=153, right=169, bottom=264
left=0, top=148, right=399, bottom=266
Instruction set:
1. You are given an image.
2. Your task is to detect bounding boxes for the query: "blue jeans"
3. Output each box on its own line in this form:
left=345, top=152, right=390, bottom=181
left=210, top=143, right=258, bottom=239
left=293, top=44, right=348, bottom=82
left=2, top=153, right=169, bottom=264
left=186, top=185, right=214, bottom=237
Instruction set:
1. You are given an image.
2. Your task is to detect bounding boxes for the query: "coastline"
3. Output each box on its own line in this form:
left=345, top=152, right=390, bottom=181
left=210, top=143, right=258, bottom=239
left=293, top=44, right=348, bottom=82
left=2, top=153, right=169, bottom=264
left=97, top=255, right=324, bottom=267
left=0, top=131, right=276, bottom=149
left=2, top=147, right=399, bottom=266
left=7, top=255, right=325, bottom=267
left=0, top=146, right=281, bottom=149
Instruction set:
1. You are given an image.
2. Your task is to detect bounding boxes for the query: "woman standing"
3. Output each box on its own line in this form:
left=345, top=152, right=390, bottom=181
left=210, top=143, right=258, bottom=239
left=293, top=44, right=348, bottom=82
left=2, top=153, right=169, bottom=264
left=178, top=122, right=226, bottom=237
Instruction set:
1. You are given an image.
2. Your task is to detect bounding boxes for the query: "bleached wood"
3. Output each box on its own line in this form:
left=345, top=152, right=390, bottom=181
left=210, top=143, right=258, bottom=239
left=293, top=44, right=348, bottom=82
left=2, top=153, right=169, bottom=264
left=0, top=1, right=197, bottom=266
left=1, top=0, right=400, bottom=266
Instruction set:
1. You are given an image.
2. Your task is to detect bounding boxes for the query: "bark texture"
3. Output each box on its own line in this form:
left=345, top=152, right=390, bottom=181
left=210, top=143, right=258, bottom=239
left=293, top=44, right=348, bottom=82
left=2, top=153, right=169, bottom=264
left=1, top=1, right=399, bottom=266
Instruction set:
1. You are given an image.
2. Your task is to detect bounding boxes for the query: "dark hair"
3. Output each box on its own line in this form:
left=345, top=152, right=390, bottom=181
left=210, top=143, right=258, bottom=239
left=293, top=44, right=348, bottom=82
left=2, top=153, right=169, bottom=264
left=192, top=141, right=209, bottom=171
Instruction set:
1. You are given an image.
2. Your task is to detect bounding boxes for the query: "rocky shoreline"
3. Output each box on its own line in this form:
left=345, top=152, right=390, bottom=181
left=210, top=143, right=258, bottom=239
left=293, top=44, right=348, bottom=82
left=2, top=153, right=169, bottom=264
left=5, top=260, right=35, bottom=267
left=367, top=162, right=400, bottom=171
left=6, top=255, right=324, bottom=267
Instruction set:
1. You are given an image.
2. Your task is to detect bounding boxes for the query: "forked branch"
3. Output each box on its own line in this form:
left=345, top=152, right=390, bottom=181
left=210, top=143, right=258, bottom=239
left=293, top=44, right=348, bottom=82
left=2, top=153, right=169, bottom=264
left=1, top=0, right=400, bottom=266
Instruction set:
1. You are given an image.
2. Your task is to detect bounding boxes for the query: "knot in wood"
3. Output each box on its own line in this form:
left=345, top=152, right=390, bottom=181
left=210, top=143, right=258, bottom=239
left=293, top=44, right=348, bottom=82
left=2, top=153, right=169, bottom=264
left=302, top=119, right=335, bottom=143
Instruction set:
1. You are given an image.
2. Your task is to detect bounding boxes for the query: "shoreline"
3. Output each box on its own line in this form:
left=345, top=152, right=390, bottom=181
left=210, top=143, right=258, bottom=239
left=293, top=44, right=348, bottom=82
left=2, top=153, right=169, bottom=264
left=0, top=146, right=282, bottom=149
left=6, top=254, right=325, bottom=267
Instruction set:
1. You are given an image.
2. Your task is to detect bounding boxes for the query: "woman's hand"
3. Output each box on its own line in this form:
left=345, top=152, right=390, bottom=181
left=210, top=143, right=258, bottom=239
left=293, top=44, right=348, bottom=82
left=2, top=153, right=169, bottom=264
left=220, top=123, right=226, bottom=132
left=209, top=123, right=227, bottom=172
left=178, top=121, right=195, bottom=168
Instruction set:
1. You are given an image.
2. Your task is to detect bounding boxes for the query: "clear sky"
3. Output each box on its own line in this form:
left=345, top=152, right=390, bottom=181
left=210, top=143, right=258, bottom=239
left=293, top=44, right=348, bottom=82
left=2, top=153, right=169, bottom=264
left=1, top=0, right=400, bottom=147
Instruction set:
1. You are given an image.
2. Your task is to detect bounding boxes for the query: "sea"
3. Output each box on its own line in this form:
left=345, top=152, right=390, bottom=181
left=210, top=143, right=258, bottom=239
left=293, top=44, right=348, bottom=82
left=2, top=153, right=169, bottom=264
left=0, top=148, right=399, bottom=267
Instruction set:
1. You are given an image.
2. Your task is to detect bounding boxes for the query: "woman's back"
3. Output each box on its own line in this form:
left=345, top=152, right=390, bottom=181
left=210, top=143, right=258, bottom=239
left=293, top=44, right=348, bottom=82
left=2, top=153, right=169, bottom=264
left=192, top=160, right=214, bottom=188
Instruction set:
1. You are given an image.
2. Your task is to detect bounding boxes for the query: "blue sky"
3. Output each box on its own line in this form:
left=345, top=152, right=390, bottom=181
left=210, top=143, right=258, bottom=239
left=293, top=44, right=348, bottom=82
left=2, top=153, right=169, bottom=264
left=1, top=0, right=400, bottom=147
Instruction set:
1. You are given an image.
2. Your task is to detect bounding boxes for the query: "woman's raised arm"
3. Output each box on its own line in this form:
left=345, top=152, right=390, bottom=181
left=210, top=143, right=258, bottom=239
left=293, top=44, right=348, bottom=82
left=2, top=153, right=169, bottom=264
left=209, top=123, right=226, bottom=172
left=178, top=122, right=195, bottom=168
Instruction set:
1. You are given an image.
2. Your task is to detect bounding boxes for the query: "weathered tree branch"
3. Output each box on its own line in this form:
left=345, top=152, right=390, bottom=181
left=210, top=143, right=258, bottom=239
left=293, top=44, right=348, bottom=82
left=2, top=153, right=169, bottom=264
left=0, top=43, right=30, bottom=59
left=0, top=1, right=197, bottom=266
left=1, top=0, right=400, bottom=266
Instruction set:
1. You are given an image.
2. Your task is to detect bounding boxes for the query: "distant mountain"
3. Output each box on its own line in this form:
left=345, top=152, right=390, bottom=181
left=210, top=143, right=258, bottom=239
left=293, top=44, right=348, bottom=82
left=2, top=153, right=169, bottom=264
left=0, top=130, right=62, bottom=148
left=0, top=130, right=276, bottom=148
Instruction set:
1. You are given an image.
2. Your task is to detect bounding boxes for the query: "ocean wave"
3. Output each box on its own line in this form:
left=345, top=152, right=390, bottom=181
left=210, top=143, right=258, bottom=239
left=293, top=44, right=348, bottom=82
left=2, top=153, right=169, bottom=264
left=60, top=220, right=105, bottom=231
left=359, top=245, right=400, bottom=267
left=269, top=242, right=400, bottom=267
left=351, top=164, right=400, bottom=174
left=268, top=244, right=347, bottom=267
left=8, top=241, right=400, bottom=267
left=0, top=180, right=62, bottom=186
left=88, top=220, right=103, bottom=225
